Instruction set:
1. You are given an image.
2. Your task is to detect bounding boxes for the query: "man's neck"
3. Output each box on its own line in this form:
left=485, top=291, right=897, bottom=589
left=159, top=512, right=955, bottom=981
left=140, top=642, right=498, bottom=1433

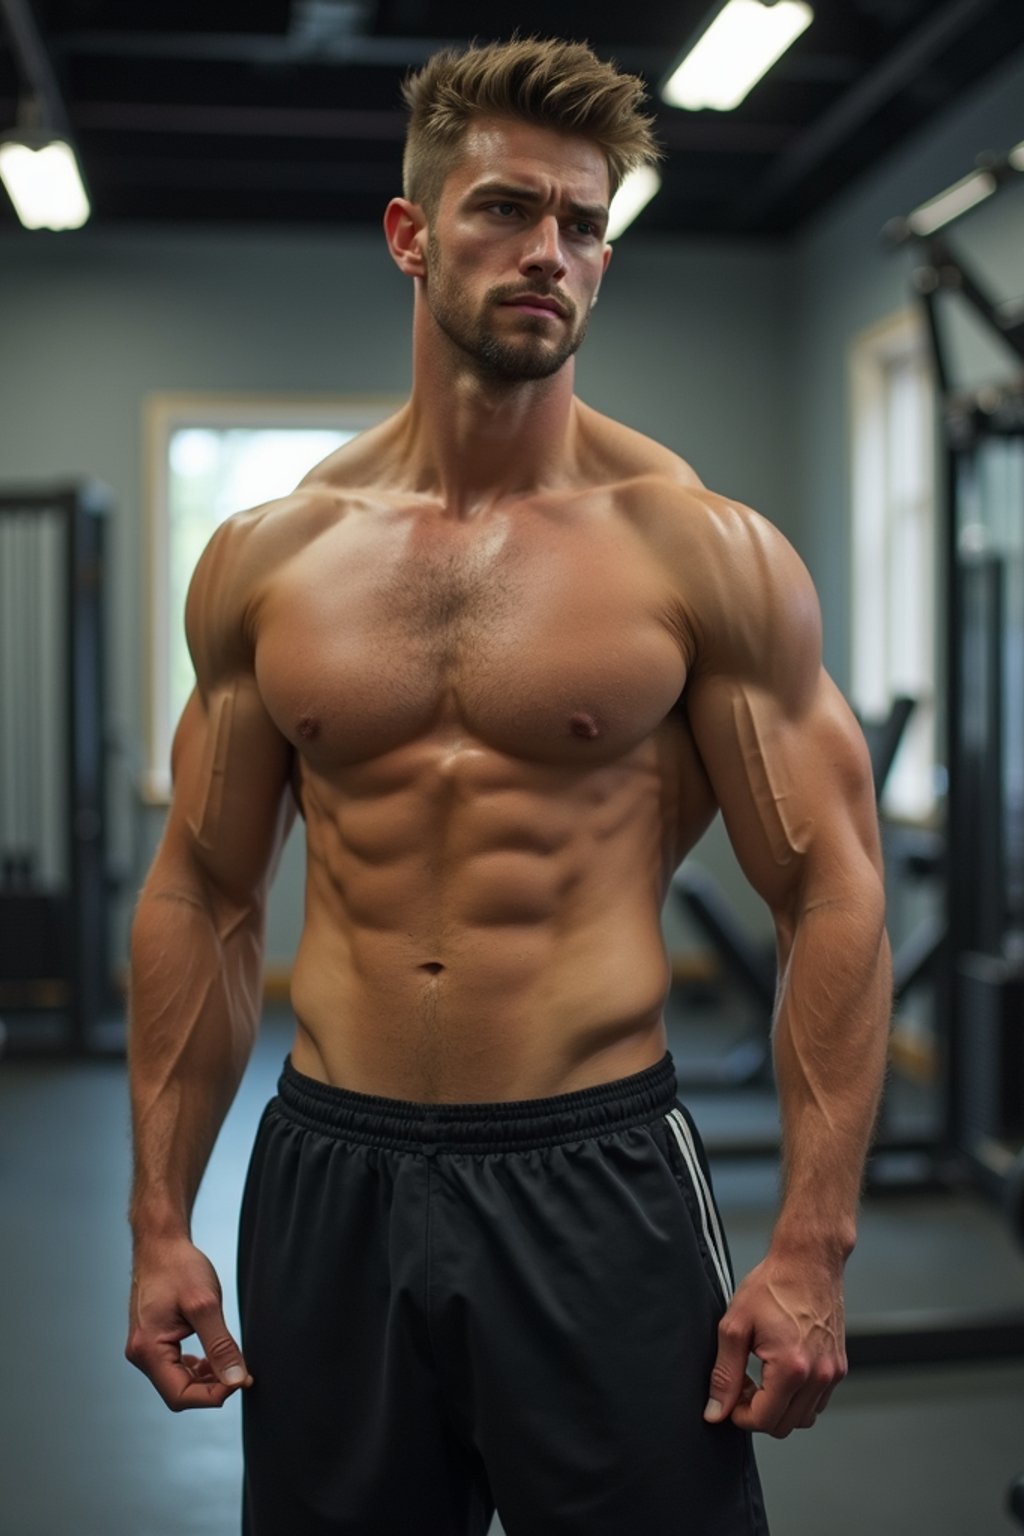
left=398, top=309, right=580, bottom=517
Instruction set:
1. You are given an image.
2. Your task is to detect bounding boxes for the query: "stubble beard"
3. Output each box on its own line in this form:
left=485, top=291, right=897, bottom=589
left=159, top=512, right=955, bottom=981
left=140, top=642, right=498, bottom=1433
left=425, top=233, right=590, bottom=384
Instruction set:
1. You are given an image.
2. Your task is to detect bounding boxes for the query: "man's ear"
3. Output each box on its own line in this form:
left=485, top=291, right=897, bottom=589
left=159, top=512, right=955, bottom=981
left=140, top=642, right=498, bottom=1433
left=384, top=198, right=428, bottom=277
left=592, top=240, right=613, bottom=307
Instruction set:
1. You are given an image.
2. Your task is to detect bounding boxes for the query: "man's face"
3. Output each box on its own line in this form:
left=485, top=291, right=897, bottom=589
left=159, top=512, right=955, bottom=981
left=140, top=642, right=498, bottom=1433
left=421, top=117, right=613, bottom=383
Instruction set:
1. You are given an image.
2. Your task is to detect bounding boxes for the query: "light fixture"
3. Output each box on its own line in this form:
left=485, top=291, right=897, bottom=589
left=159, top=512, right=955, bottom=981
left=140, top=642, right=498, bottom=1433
left=662, top=0, right=814, bottom=112
left=906, top=168, right=998, bottom=237
left=606, top=166, right=662, bottom=240
left=0, top=128, right=90, bottom=230
left=1009, top=139, right=1024, bottom=172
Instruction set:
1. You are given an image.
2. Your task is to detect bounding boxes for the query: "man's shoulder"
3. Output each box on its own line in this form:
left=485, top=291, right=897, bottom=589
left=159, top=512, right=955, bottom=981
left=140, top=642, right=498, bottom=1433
left=185, top=487, right=341, bottom=665
left=575, top=400, right=704, bottom=492
left=607, top=459, right=788, bottom=578
left=196, top=485, right=342, bottom=583
left=603, top=465, right=820, bottom=672
left=574, top=402, right=800, bottom=569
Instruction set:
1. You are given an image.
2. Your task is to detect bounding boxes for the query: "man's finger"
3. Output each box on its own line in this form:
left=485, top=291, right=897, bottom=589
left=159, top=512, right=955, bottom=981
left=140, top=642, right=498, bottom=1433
left=141, top=1337, right=240, bottom=1411
left=730, top=1355, right=839, bottom=1437
left=180, top=1353, right=219, bottom=1383
left=190, top=1299, right=253, bottom=1388
left=704, top=1312, right=754, bottom=1423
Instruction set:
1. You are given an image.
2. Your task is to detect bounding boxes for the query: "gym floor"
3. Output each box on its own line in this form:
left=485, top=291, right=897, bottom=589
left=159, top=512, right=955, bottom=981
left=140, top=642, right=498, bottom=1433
left=2, top=1001, right=1023, bottom=1536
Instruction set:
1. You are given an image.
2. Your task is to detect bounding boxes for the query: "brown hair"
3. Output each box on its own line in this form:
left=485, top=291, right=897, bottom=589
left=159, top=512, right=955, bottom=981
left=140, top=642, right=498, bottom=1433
left=401, top=36, right=661, bottom=214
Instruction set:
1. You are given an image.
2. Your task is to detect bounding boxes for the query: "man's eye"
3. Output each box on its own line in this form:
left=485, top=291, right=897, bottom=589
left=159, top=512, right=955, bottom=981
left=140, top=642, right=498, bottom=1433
left=491, top=203, right=519, bottom=217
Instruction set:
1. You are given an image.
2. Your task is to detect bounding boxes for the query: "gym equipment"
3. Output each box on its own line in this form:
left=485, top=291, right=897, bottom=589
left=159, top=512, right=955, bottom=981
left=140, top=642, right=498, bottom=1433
left=0, top=481, right=112, bottom=1051
left=1006, top=1146, right=1024, bottom=1529
left=855, top=155, right=1024, bottom=1364
left=918, top=283, right=1024, bottom=1179
left=670, top=153, right=1024, bottom=1370
left=1006, top=1148, right=1024, bottom=1250
left=1010, top=1478, right=1024, bottom=1530
left=669, top=863, right=776, bottom=1087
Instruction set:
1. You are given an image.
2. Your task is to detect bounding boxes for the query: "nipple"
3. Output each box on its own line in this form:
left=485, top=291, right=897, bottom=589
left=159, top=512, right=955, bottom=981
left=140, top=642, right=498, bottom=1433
left=569, top=712, right=600, bottom=740
left=297, top=714, right=319, bottom=741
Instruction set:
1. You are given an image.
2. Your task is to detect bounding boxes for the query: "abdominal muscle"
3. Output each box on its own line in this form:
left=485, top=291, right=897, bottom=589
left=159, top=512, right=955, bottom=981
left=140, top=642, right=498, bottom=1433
left=286, top=734, right=677, bottom=1104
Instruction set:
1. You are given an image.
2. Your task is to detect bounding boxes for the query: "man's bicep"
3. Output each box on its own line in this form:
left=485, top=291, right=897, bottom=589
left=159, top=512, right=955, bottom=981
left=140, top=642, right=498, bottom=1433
left=162, top=678, right=295, bottom=903
left=686, top=667, right=882, bottom=920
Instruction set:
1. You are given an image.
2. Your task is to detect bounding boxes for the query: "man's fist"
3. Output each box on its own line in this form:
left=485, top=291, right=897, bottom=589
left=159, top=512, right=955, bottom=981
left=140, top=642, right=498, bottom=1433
left=126, top=1236, right=253, bottom=1410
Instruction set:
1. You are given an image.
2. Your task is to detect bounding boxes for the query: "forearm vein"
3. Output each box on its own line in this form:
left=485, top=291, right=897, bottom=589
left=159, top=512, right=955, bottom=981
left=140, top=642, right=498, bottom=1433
left=771, top=889, right=891, bottom=1259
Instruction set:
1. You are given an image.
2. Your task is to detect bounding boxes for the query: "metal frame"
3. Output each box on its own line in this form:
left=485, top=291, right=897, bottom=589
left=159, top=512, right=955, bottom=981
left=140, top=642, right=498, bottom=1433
left=671, top=171, right=1024, bottom=1367
left=0, top=481, right=111, bottom=1051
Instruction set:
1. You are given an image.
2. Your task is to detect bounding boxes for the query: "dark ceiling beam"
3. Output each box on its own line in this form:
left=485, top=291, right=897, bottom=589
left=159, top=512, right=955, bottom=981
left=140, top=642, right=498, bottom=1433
left=56, top=30, right=455, bottom=67
left=23, top=99, right=793, bottom=155
left=88, top=155, right=395, bottom=192
left=738, top=0, right=1005, bottom=226
left=53, top=28, right=859, bottom=85
left=75, top=102, right=409, bottom=140
left=658, top=119, right=794, bottom=153
left=0, top=0, right=72, bottom=134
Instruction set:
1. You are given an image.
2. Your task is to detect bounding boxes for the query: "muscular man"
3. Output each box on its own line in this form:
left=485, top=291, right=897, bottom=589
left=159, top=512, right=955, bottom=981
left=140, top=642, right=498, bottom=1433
left=126, top=36, right=891, bottom=1536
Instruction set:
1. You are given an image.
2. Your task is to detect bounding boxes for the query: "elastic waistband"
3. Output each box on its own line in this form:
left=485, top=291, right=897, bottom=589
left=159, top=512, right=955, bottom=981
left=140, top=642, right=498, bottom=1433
left=274, top=1051, right=680, bottom=1153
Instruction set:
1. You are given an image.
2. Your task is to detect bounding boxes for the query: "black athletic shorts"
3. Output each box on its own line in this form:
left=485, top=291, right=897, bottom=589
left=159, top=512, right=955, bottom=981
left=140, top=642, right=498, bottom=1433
left=237, top=1051, right=769, bottom=1536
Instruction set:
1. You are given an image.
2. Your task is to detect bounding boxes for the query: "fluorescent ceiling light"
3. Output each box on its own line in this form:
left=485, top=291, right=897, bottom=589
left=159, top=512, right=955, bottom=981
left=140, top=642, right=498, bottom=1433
left=1009, top=139, right=1024, bottom=171
left=606, top=165, right=662, bottom=239
left=662, top=0, right=814, bottom=112
left=0, top=137, right=90, bottom=230
left=907, top=168, right=998, bottom=236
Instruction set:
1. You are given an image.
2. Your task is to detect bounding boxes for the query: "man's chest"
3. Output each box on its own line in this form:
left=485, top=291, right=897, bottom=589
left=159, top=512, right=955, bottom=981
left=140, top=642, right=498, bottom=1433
left=254, top=504, right=693, bottom=768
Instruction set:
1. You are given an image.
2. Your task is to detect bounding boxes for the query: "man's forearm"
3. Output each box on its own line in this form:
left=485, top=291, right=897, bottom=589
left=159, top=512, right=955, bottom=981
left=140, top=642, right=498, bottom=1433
left=769, top=887, right=892, bottom=1265
left=128, top=878, right=264, bottom=1240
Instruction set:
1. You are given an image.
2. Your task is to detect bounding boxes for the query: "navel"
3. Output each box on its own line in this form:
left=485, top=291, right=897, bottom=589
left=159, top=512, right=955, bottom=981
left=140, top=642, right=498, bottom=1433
left=419, top=962, right=445, bottom=976
left=569, top=712, right=601, bottom=740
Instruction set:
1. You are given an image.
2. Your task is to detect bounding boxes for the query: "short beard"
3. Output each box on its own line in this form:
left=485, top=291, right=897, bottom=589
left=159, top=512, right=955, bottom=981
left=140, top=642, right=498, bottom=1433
left=426, top=233, right=589, bottom=383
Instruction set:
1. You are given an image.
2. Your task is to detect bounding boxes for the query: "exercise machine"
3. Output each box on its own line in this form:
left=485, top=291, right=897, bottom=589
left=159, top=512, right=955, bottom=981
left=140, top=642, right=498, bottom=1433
left=0, top=480, right=113, bottom=1051
left=669, top=146, right=1024, bottom=1368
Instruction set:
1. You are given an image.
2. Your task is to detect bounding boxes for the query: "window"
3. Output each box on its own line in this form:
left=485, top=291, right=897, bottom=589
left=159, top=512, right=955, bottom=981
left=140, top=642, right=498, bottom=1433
left=849, top=310, right=938, bottom=820
left=143, top=393, right=399, bottom=801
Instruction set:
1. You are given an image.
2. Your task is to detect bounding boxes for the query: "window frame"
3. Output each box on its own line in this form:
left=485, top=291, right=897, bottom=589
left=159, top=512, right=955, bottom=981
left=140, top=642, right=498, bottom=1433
left=141, top=391, right=401, bottom=803
left=848, top=307, right=938, bottom=822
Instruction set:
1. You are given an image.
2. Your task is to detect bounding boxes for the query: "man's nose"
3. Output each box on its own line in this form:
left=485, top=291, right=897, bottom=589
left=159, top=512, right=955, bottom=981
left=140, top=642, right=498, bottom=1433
left=519, top=216, right=567, bottom=281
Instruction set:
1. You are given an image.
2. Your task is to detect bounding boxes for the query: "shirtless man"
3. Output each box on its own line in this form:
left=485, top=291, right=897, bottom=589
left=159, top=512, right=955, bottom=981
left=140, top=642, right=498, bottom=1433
left=126, top=37, right=892, bottom=1536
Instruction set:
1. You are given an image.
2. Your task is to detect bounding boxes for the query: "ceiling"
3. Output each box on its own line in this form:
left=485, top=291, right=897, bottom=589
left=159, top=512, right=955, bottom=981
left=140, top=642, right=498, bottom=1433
left=2, top=0, right=1023, bottom=237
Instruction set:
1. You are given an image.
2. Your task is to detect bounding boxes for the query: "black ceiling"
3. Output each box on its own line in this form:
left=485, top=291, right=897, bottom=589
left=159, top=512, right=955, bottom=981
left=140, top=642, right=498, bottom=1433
left=1, top=0, right=1023, bottom=237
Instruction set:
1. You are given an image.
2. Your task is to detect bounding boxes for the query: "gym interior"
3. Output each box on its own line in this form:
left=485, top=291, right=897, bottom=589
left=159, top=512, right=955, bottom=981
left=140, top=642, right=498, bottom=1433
left=2, top=4, right=1024, bottom=1533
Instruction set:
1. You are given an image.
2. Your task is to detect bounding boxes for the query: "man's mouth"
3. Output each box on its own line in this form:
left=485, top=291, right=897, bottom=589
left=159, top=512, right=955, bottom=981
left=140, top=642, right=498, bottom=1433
left=500, top=295, right=567, bottom=319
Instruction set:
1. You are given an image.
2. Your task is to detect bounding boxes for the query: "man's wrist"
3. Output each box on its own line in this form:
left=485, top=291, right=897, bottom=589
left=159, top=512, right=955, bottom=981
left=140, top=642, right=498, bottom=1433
left=767, top=1212, right=857, bottom=1271
left=129, top=1193, right=192, bottom=1246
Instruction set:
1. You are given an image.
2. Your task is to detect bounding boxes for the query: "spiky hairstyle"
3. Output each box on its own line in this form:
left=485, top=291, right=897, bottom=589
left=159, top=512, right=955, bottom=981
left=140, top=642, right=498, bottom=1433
left=401, top=36, right=661, bottom=214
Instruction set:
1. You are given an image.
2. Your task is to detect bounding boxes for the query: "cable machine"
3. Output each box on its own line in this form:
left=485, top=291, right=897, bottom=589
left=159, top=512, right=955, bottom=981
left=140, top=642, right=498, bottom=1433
left=665, top=149, right=1024, bottom=1368
left=885, top=157, right=1024, bottom=1198
left=846, top=158, right=1024, bottom=1365
left=0, top=480, right=112, bottom=1052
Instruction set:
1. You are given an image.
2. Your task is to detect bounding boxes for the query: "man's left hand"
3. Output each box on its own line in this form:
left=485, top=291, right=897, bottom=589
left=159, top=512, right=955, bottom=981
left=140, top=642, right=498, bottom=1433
left=703, top=1252, right=848, bottom=1437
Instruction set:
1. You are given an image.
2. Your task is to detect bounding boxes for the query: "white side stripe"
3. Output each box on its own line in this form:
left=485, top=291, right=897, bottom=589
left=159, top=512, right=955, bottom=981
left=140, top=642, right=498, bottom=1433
left=665, top=1108, right=734, bottom=1303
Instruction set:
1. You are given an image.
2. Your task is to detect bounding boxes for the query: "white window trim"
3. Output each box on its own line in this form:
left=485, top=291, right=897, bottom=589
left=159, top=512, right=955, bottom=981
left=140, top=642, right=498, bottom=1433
left=848, top=307, right=937, bottom=821
left=141, top=391, right=401, bottom=803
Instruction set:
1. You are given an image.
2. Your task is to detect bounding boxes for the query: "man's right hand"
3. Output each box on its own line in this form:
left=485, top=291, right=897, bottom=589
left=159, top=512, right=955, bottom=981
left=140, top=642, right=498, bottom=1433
left=126, top=1235, right=253, bottom=1410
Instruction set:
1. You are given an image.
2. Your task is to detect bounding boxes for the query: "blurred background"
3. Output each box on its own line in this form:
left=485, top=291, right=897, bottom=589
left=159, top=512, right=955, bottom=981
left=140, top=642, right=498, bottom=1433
left=1, top=2, right=1024, bottom=1532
